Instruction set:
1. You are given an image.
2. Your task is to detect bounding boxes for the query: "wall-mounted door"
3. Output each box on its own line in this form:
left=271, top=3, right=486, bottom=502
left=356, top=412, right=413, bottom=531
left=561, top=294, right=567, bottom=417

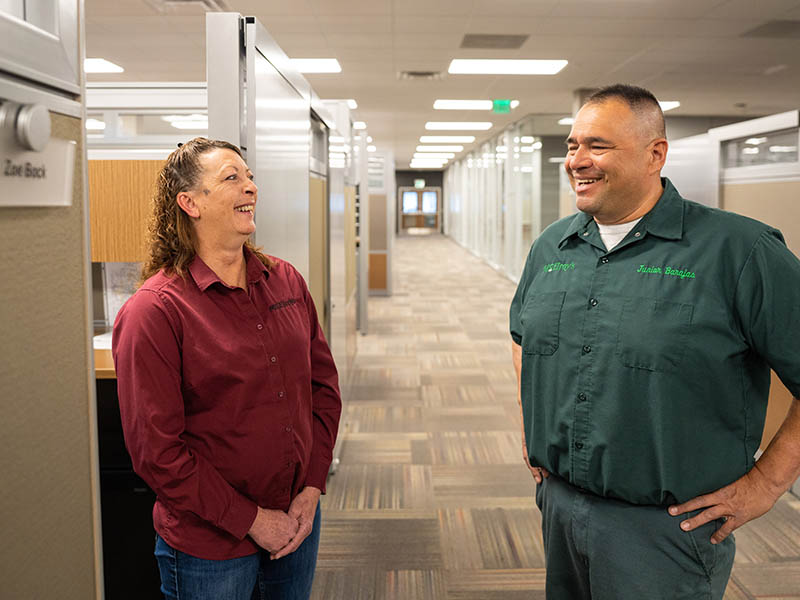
left=398, top=186, right=441, bottom=234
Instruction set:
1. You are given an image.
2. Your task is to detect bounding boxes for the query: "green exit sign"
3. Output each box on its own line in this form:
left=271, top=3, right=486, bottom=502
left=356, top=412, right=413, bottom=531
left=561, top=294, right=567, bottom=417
left=493, top=99, right=511, bottom=113
left=414, top=179, right=425, bottom=189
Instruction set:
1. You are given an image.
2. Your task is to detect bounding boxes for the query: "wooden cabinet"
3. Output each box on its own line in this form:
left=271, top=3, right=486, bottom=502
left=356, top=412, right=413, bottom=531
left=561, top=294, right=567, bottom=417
left=89, top=160, right=164, bottom=262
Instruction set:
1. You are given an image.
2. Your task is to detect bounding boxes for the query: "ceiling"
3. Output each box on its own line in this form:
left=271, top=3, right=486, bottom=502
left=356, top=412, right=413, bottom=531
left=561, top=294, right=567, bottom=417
left=85, top=0, right=800, bottom=167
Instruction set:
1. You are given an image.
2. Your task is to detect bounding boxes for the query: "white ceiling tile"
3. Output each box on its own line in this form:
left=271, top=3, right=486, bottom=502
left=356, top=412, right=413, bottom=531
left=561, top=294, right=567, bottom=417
left=308, top=0, right=391, bottom=16
left=231, top=0, right=315, bottom=16
left=472, top=0, right=559, bottom=17
left=548, top=0, right=715, bottom=19
left=313, top=16, right=393, bottom=33
left=708, top=0, right=800, bottom=20
left=322, top=33, right=395, bottom=48
left=392, top=16, right=471, bottom=34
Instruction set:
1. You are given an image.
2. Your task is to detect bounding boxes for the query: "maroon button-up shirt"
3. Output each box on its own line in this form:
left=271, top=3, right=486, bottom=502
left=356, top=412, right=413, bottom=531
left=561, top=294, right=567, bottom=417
left=112, top=249, right=341, bottom=559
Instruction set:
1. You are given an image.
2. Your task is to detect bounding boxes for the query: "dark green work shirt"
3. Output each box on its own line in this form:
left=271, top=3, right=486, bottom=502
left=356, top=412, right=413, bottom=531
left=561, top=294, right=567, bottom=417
left=510, top=178, right=800, bottom=506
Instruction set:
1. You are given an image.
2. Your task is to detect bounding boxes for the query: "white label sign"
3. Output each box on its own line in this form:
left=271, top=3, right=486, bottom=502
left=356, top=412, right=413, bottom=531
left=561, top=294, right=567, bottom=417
left=1, top=137, right=76, bottom=207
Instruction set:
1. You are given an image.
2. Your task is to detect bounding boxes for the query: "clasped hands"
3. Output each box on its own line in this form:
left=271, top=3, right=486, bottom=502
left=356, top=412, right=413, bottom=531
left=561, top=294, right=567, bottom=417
left=247, top=486, right=321, bottom=559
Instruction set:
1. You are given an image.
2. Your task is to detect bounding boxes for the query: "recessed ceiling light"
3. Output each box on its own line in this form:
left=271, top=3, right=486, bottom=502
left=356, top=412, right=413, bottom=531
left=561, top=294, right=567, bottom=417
left=558, top=117, right=574, bottom=125
left=420, top=136, right=475, bottom=143
left=347, top=99, right=358, bottom=109
left=84, top=58, right=124, bottom=73
left=367, top=145, right=376, bottom=152
left=659, top=101, right=680, bottom=112
left=290, top=58, right=342, bottom=73
left=367, top=136, right=373, bottom=143
left=354, top=121, right=367, bottom=130
left=425, top=122, right=492, bottom=131
left=413, top=153, right=454, bottom=159
left=510, top=100, right=520, bottom=109
left=448, top=59, right=567, bottom=75
left=416, top=145, right=464, bottom=152
left=745, top=137, right=767, bottom=145
left=85, top=118, right=106, bottom=130
left=433, top=99, right=493, bottom=110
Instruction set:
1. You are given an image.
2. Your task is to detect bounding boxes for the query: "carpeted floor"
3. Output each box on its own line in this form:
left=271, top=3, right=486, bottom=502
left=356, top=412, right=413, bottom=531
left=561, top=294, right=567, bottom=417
left=311, top=234, right=800, bottom=600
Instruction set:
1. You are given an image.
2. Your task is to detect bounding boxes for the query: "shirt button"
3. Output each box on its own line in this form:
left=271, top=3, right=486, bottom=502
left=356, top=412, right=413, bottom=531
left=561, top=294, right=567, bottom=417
left=575, top=442, right=584, bottom=450
left=271, top=356, right=277, bottom=363
left=600, top=257, right=609, bottom=264
left=589, top=298, right=598, bottom=307
left=582, top=345, right=591, bottom=354
left=257, top=323, right=263, bottom=330
left=634, top=231, right=641, bottom=237
left=278, top=391, right=285, bottom=398
left=285, top=426, right=292, bottom=432
left=577, top=392, right=587, bottom=402
left=583, top=231, right=589, bottom=237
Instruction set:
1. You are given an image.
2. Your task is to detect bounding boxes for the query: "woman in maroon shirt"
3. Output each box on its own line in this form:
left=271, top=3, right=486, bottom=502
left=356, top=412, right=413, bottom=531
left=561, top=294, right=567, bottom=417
left=112, top=138, right=341, bottom=600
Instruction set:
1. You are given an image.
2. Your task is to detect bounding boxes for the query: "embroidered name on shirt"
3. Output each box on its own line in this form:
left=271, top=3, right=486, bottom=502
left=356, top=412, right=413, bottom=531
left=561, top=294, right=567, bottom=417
left=637, top=265, right=696, bottom=280
left=270, top=298, right=299, bottom=311
left=543, top=261, right=576, bottom=273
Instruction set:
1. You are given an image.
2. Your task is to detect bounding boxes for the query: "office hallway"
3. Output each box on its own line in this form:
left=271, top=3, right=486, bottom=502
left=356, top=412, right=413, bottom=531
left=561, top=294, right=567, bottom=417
left=311, top=234, right=800, bottom=600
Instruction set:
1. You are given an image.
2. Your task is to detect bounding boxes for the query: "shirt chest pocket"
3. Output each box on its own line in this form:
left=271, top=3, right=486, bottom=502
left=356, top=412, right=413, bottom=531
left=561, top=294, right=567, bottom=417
left=521, top=291, right=566, bottom=355
left=616, top=297, right=694, bottom=372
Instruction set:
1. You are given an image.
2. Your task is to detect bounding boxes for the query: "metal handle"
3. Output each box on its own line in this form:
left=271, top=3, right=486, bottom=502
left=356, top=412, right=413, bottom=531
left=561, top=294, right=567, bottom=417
left=0, top=101, right=51, bottom=152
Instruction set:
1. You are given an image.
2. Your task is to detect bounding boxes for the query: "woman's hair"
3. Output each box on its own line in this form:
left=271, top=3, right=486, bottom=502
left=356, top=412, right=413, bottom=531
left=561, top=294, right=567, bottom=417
left=140, top=137, right=275, bottom=284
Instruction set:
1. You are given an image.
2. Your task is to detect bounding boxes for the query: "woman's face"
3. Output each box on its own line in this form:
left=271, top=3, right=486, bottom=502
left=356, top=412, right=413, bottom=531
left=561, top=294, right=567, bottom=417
left=189, top=148, right=258, bottom=246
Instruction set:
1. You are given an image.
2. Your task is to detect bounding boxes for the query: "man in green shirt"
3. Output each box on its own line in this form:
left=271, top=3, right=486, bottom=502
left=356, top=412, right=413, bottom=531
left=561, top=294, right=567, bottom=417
left=509, top=84, right=800, bottom=599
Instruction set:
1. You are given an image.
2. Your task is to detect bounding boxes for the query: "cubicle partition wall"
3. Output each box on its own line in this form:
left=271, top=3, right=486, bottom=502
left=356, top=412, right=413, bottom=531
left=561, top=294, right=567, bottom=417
left=444, top=116, right=563, bottom=282
left=367, top=151, right=396, bottom=295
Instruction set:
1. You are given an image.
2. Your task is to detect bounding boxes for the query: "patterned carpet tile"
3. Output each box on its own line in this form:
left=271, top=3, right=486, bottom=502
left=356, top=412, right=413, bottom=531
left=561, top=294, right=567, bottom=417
left=316, top=515, right=443, bottom=570
left=312, top=234, right=800, bottom=600
left=324, top=465, right=434, bottom=510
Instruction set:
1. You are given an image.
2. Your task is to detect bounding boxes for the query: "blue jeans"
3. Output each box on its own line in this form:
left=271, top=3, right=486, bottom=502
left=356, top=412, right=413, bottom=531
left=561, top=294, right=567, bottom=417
left=154, top=505, right=321, bottom=600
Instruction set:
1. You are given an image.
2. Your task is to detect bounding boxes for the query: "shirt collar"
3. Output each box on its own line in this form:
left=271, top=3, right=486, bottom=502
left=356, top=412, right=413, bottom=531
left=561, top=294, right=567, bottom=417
left=188, top=246, right=270, bottom=292
left=558, top=177, right=684, bottom=248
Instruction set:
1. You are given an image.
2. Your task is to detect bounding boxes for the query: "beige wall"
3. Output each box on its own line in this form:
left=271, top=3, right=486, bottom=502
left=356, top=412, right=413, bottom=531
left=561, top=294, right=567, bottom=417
left=721, top=180, right=800, bottom=451
left=0, top=114, right=101, bottom=598
left=308, top=176, right=329, bottom=336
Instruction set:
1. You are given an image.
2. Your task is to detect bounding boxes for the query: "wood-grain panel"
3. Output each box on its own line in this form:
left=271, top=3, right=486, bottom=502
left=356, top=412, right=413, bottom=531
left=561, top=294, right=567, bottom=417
left=89, top=160, right=163, bottom=262
left=369, top=253, right=387, bottom=290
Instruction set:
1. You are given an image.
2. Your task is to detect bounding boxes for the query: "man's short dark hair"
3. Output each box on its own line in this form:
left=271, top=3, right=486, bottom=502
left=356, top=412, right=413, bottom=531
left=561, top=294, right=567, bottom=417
left=585, top=84, right=666, bottom=138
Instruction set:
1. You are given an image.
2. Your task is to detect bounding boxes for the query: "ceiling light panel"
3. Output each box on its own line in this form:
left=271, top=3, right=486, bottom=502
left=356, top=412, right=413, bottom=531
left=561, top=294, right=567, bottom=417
left=416, top=145, right=464, bottom=152
left=347, top=99, right=358, bottom=109
left=420, top=136, right=476, bottom=143
left=413, top=153, right=454, bottom=159
left=290, top=59, right=342, bottom=73
left=433, top=100, right=493, bottom=110
left=448, top=59, right=567, bottom=75
left=425, top=122, right=492, bottom=131
left=659, top=101, right=680, bottom=112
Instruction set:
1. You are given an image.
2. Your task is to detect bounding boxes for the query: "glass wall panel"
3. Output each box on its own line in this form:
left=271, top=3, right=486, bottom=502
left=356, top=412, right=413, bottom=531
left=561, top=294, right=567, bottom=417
left=421, top=191, right=437, bottom=214
left=443, top=114, right=570, bottom=282
left=402, top=191, right=418, bottom=213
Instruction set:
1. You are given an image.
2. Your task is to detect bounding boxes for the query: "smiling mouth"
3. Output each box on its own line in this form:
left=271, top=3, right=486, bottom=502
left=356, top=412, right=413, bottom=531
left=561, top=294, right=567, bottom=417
left=573, top=176, right=603, bottom=191
left=235, top=205, right=254, bottom=213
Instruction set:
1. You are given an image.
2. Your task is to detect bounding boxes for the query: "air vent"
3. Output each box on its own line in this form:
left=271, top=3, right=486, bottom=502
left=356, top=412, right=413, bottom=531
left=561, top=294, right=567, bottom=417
left=398, top=71, right=444, bottom=81
left=460, top=34, right=529, bottom=49
left=741, top=20, right=800, bottom=39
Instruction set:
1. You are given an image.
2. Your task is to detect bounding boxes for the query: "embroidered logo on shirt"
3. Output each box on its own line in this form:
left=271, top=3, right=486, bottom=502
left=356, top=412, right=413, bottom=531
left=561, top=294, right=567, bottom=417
left=269, top=298, right=299, bottom=311
left=637, top=264, right=696, bottom=280
left=542, top=261, right=576, bottom=273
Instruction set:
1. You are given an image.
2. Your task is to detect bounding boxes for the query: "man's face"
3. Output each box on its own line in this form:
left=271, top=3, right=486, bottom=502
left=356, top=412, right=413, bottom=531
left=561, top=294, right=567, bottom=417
left=564, top=99, right=659, bottom=223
